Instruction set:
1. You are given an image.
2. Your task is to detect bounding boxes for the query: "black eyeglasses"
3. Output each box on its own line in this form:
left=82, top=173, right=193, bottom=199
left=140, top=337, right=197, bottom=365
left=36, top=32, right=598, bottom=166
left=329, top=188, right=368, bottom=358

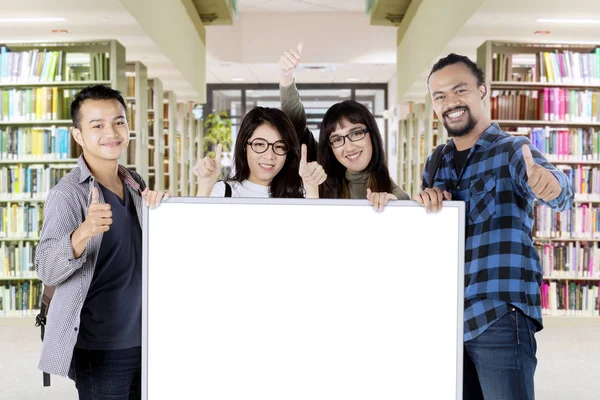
left=329, top=128, right=369, bottom=148
left=247, top=138, right=289, bottom=156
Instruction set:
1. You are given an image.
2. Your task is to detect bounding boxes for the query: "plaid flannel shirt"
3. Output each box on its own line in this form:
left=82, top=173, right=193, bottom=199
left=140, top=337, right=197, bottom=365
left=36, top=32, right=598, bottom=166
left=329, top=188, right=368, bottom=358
left=35, top=155, right=146, bottom=377
left=422, top=123, right=574, bottom=341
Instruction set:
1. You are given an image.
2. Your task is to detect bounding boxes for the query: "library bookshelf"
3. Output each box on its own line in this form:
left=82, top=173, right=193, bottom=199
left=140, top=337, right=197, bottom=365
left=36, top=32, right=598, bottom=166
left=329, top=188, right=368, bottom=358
left=478, top=40, right=600, bottom=317
left=0, top=40, right=126, bottom=317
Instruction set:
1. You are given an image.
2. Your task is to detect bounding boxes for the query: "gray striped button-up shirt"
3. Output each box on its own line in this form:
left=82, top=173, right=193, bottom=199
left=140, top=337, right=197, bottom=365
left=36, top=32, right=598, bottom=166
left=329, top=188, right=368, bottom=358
left=35, top=155, right=146, bottom=377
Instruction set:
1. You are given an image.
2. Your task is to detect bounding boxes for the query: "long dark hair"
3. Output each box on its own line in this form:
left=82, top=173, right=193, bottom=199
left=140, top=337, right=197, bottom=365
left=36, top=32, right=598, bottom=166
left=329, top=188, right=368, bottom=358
left=317, top=100, right=392, bottom=198
left=230, top=106, right=304, bottom=198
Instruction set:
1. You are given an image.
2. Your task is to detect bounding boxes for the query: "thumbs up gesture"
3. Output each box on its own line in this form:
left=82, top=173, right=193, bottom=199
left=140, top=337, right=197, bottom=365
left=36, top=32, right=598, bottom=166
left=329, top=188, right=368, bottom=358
left=82, top=187, right=112, bottom=237
left=522, top=144, right=561, bottom=201
left=299, top=144, right=326, bottom=198
left=279, top=42, right=303, bottom=87
left=193, top=143, right=223, bottom=196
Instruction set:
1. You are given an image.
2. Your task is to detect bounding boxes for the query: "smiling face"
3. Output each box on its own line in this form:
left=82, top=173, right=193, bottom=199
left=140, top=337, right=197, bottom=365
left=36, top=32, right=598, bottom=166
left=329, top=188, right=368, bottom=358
left=428, top=62, right=487, bottom=138
left=72, top=99, right=129, bottom=162
left=328, top=118, right=372, bottom=172
left=246, top=123, right=287, bottom=186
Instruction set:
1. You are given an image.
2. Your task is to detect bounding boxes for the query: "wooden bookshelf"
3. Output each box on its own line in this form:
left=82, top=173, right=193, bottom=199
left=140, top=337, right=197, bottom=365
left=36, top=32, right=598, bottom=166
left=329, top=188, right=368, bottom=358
left=148, top=78, right=165, bottom=190
left=397, top=97, right=447, bottom=196
left=0, top=40, right=126, bottom=317
left=123, top=61, right=149, bottom=181
left=164, top=91, right=178, bottom=194
left=478, top=40, right=600, bottom=317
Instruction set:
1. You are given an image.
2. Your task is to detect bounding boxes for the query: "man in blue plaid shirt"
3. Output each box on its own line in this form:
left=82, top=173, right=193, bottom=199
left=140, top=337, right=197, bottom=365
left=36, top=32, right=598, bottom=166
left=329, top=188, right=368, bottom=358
left=414, top=54, right=574, bottom=399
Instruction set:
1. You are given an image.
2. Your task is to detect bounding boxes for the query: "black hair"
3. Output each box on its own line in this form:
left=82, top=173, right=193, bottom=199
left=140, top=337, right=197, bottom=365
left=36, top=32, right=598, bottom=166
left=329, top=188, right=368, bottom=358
left=71, top=84, right=127, bottom=129
left=427, top=53, right=485, bottom=87
left=317, top=100, right=392, bottom=198
left=230, top=106, right=304, bottom=198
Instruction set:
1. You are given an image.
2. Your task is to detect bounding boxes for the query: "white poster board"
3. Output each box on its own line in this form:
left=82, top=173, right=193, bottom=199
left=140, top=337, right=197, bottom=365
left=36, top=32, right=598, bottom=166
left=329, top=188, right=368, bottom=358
left=142, top=198, right=465, bottom=399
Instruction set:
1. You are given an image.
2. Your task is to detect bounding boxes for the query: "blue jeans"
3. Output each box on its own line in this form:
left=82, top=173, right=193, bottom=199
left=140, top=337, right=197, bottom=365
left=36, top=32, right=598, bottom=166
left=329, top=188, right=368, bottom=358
left=69, top=346, right=141, bottom=400
left=463, top=307, right=538, bottom=400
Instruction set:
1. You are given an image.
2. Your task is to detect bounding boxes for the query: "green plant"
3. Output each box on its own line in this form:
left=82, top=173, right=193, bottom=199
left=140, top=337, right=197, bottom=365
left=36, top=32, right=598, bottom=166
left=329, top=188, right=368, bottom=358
left=203, top=111, right=232, bottom=159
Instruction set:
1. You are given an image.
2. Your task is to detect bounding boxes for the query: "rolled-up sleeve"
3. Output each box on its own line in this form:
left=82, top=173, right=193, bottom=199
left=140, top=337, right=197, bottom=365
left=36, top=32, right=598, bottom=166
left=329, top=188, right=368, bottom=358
left=35, top=190, right=87, bottom=286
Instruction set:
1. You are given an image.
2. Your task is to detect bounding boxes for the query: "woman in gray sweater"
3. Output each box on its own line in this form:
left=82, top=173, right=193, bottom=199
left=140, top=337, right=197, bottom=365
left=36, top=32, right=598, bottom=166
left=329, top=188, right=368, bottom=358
left=279, top=45, right=409, bottom=210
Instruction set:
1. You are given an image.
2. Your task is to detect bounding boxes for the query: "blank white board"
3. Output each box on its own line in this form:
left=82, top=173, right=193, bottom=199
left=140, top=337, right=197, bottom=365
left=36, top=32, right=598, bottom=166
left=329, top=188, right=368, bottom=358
left=142, top=198, right=465, bottom=400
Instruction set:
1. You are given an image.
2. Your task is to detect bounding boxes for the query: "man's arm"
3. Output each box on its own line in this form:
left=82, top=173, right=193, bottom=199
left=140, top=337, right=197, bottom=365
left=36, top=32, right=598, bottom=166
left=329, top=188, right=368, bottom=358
left=35, top=190, right=89, bottom=286
left=279, top=44, right=319, bottom=162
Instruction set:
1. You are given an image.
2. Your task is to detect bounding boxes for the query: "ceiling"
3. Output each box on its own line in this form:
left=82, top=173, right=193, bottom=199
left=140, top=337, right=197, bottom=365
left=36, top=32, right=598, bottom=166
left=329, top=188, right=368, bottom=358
left=2, top=0, right=600, bottom=104
left=401, top=0, right=600, bottom=101
left=0, top=0, right=200, bottom=100
left=237, top=0, right=366, bottom=13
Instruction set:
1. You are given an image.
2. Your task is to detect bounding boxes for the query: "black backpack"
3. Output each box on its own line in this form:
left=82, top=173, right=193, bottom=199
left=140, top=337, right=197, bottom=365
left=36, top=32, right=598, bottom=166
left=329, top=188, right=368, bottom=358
left=35, top=285, right=54, bottom=386
left=426, top=144, right=446, bottom=189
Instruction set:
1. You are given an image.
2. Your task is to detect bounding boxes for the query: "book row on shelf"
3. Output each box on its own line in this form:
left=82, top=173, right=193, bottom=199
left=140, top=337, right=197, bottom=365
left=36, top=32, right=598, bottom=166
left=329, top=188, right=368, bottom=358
left=0, top=165, right=70, bottom=199
left=0, top=87, right=77, bottom=122
left=0, top=241, right=37, bottom=279
left=489, top=89, right=600, bottom=122
left=0, top=280, right=41, bottom=316
left=0, top=203, right=42, bottom=239
left=492, top=49, right=600, bottom=84
left=535, top=203, right=600, bottom=239
left=0, top=126, right=72, bottom=160
left=525, top=127, right=599, bottom=161
left=536, top=242, right=600, bottom=278
left=0, top=46, right=109, bottom=83
left=542, top=280, right=599, bottom=316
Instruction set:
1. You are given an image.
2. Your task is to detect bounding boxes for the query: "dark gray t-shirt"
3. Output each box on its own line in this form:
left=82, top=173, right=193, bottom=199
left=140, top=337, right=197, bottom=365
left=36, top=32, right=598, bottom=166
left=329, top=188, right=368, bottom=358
left=76, top=181, right=142, bottom=350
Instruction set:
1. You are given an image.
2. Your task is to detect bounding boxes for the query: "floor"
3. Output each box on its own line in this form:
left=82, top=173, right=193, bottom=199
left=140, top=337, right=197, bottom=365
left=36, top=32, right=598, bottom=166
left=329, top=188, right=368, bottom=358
left=0, top=316, right=599, bottom=399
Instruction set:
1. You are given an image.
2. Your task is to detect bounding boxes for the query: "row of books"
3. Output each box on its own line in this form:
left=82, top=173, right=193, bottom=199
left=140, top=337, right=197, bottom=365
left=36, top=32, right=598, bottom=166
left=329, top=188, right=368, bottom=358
left=0, top=281, right=42, bottom=316
left=0, top=127, right=72, bottom=160
left=0, top=242, right=37, bottom=279
left=554, top=165, right=600, bottom=200
left=493, top=50, right=600, bottom=84
left=0, top=242, right=37, bottom=278
left=0, top=204, right=42, bottom=239
left=0, top=48, right=109, bottom=84
left=536, top=242, right=600, bottom=278
left=490, top=89, right=600, bottom=122
left=0, top=165, right=70, bottom=199
left=0, top=48, right=64, bottom=84
left=541, top=281, right=599, bottom=316
left=0, top=88, right=75, bottom=122
left=529, top=127, right=599, bottom=161
left=534, top=204, right=600, bottom=238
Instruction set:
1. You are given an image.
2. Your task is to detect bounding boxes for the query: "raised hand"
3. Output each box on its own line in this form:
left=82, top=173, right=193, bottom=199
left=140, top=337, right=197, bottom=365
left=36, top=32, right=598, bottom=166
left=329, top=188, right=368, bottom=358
left=193, top=143, right=222, bottom=196
left=279, top=42, right=303, bottom=87
left=299, top=144, right=326, bottom=198
left=83, top=187, right=112, bottom=236
left=522, top=144, right=561, bottom=201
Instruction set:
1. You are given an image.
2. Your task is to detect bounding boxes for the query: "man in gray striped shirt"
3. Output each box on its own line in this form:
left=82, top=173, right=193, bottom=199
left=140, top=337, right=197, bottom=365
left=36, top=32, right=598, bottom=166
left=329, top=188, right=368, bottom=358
left=35, top=85, right=169, bottom=400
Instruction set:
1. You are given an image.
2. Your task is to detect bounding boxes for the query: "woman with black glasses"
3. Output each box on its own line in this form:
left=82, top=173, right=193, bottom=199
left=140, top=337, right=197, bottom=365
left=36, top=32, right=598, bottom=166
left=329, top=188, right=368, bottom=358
left=278, top=44, right=409, bottom=210
left=192, top=106, right=326, bottom=198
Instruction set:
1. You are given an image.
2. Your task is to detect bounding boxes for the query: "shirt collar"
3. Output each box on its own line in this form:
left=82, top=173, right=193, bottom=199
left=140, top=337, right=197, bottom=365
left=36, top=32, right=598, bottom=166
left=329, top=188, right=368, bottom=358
left=76, top=154, right=142, bottom=194
left=442, top=122, right=501, bottom=155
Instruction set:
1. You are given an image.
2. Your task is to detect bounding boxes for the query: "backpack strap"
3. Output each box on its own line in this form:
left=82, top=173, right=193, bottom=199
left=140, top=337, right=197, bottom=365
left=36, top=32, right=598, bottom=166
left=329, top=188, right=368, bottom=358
left=35, top=284, right=56, bottom=387
left=223, top=181, right=232, bottom=198
left=426, top=144, right=446, bottom=189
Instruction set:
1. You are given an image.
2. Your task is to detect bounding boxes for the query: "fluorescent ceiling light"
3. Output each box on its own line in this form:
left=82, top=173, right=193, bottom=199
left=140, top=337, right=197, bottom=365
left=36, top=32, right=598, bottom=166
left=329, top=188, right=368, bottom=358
left=537, top=18, right=600, bottom=24
left=231, top=77, right=244, bottom=82
left=0, top=17, right=67, bottom=23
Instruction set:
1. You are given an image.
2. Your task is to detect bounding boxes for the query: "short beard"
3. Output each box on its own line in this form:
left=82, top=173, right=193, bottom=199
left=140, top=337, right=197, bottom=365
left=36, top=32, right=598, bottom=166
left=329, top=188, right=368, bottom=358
left=443, top=107, right=477, bottom=138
